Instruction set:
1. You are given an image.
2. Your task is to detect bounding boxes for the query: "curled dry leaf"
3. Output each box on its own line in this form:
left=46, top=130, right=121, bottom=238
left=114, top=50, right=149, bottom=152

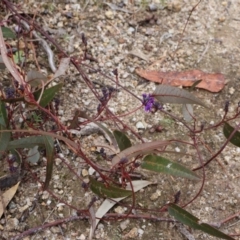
left=135, top=69, right=225, bottom=93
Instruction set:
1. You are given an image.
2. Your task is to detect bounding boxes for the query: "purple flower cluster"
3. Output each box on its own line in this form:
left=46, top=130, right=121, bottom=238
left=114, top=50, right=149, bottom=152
left=142, top=94, right=155, bottom=112
left=4, top=87, right=15, bottom=99
left=142, top=94, right=163, bottom=112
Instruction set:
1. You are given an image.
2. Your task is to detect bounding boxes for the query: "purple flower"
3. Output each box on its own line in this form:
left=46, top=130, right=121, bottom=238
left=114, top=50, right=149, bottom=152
left=142, top=94, right=163, bottom=112
left=142, top=94, right=155, bottom=112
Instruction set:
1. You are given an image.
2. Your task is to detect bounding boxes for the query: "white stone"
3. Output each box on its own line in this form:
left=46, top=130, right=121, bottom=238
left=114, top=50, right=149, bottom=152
left=88, top=167, right=95, bottom=175
left=229, top=87, right=235, bottom=95
left=127, top=27, right=135, bottom=34
left=138, top=228, right=144, bottom=235
left=114, top=206, right=125, bottom=214
left=175, top=147, right=180, bottom=152
left=79, top=234, right=86, bottom=240
left=136, top=121, right=145, bottom=129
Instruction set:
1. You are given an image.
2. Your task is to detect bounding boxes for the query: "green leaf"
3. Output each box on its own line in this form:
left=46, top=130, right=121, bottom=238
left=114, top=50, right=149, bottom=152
left=33, top=83, right=63, bottom=107
left=0, top=100, right=8, bottom=127
left=8, top=136, right=45, bottom=149
left=89, top=177, right=132, bottom=198
left=113, top=130, right=132, bottom=151
left=0, top=100, right=10, bottom=158
left=223, top=122, right=240, bottom=147
left=42, top=136, right=54, bottom=190
left=8, top=135, right=54, bottom=189
left=142, top=155, right=200, bottom=180
left=1, top=27, right=16, bottom=39
left=168, top=204, right=234, bottom=240
left=13, top=50, right=25, bottom=64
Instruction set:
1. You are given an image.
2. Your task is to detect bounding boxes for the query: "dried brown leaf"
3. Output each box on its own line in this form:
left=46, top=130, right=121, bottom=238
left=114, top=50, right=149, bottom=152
left=136, top=69, right=225, bottom=92
left=0, top=182, right=20, bottom=218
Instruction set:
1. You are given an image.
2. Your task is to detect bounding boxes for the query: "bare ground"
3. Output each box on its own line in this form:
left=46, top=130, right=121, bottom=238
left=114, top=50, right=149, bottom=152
left=1, top=0, right=240, bottom=239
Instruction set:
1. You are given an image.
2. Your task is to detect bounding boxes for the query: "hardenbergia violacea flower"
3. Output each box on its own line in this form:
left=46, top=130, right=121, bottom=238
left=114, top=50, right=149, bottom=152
left=142, top=94, right=163, bottom=112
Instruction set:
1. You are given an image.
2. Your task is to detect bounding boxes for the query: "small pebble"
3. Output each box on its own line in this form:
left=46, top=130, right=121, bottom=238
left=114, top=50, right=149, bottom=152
left=114, top=206, right=125, bottom=214
left=82, top=169, right=88, bottom=177
left=55, top=158, right=62, bottom=166
left=148, top=3, right=157, bottom=11
left=167, top=0, right=182, bottom=12
left=6, top=218, right=19, bottom=231
left=88, top=167, right=95, bottom=175
left=79, top=234, right=86, bottom=240
left=138, top=228, right=144, bottom=235
left=105, top=10, right=114, bottom=20
left=42, top=191, right=50, bottom=200
left=120, top=219, right=130, bottom=231
left=124, top=227, right=138, bottom=239
left=229, top=87, right=235, bottom=94
left=127, top=27, right=135, bottom=34
left=150, top=190, right=161, bottom=200
left=175, top=147, right=180, bottom=152
left=136, top=121, right=145, bottom=129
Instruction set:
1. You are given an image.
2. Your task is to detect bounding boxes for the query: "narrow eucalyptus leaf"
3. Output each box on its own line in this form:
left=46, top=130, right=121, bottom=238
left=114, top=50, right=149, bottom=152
left=7, top=135, right=54, bottom=189
left=182, top=104, right=193, bottom=122
left=154, top=85, right=207, bottom=108
left=8, top=136, right=46, bottom=149
left=142, top=155, right=199, bottom=180
left=112, top=140, right=170, bottom=166
left=0, top=100, right=10, bottom=158
left=34, top=82, right=63, bottom=107
left=42, top=136, right=54, bottom=190
left=1, top=27, right=16, bottom=39
left=113, top=130, right=132, bottom=151
left=223, top=122, right=240, bottom=147
left=168, top=204, right=234, bottom=240
left=89, top=177, right=132, bottom=198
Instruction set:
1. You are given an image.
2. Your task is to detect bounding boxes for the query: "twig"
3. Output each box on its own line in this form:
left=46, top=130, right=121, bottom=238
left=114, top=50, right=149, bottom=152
left=196, top=40, right=209, bottom=64
left=36, top=80, right=45, bottom=104
left=175, top=0, right=202, bottom=51
left=10, top=213, right=175, bottom=240
left=10, top=215, right=87, bottom=240
left=175, top=222, right=195, bottom=240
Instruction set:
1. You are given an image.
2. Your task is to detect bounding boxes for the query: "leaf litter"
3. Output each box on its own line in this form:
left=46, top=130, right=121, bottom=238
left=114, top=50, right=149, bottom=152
left=136, top=68, right=225, bottom=92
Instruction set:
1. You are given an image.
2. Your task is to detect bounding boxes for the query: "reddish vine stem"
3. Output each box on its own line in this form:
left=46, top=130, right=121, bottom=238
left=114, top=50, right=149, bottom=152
left=10, top=213, right=176, bottom=240
left=193, top=123, right=240, bottom=171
